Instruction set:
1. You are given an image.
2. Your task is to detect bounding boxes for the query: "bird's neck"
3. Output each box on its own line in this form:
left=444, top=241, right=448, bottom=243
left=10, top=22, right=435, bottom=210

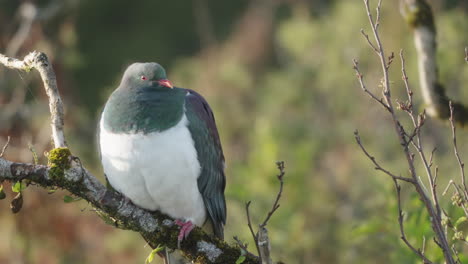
left=102, top=87, right=186, bottom=134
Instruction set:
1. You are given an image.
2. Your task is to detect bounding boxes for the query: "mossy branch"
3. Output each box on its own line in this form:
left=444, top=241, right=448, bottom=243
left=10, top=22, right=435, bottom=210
left=0, top=51, right=259, bottom=264
left=400, top=0, right=468, bottom=125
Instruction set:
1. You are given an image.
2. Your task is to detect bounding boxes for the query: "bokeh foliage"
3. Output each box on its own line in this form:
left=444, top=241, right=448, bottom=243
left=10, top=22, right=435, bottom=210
left=0, top=0, right=467, bottom=263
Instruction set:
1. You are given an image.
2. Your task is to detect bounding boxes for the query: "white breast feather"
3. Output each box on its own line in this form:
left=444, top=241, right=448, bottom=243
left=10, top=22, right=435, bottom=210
left=99, top=114, right=206, bottom=226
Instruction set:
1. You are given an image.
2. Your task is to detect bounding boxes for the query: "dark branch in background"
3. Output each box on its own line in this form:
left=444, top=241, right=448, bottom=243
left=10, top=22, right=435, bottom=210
left=0, top=51, right=260, bottom=264
left=400, top=0, right=468, bottom=125
left=354, top=1, right=455, bottom=263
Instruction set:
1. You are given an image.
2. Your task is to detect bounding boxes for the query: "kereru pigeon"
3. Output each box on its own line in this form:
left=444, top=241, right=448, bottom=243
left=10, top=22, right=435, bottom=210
left=99, top=62, right=226, bottom=264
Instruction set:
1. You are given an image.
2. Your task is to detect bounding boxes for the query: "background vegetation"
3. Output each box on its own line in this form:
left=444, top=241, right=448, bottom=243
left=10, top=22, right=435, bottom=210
left=0, top=0, right=467, bottom=263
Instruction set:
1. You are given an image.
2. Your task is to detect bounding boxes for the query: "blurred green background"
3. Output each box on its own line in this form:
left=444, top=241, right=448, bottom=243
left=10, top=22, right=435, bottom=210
left=0, top=0, right=467, bottom=263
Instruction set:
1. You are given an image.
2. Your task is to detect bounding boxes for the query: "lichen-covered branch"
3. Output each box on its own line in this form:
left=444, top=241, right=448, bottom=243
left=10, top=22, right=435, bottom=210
left=0, top=152, right=257, bottom=263
left=0, top=51, right=259, bottom=264
left=400, top=0, right=468, bottom=125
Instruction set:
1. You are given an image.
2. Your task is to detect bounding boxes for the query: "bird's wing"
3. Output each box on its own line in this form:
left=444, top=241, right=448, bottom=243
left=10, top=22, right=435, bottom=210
left=184, top=89, right=226, bottom=239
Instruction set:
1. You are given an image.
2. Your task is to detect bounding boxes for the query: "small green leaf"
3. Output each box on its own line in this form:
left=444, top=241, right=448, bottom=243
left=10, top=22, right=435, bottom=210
left=63, top=195, right=74, bottom=203
left=12, top=181, right=26, bottom=193
left=0, top=185, right=6, bottom=200
left=235, top=255, right=246, bottom=264
left=455, top=216, right=468, bottom=228
left=63, top=195, right=81, bottom=203
left=146, top=245, right=165, bottom=264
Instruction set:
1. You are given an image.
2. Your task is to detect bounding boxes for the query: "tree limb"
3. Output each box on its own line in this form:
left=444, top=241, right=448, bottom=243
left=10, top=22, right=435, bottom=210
left=400, top=0, right=468, bottom=125
left=0, top=51, right=259, bottom=264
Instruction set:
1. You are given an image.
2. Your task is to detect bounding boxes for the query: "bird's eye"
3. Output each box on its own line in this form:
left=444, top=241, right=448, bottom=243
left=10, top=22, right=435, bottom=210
left=140, top=76, right=147, bottom=81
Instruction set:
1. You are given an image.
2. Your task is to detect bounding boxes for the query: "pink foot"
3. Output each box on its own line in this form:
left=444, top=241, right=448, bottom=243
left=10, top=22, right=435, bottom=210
left=175, top=219, right=194, bottom=248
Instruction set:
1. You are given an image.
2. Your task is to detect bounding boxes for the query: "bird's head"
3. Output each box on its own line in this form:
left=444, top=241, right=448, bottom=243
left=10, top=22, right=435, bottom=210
left=120, top=62, right=173, bottom=89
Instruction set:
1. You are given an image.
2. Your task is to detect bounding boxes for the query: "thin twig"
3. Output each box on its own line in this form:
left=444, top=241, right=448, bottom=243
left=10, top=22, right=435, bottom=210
left=352, top=59, right=390, bottom=111
left=360, top=29, right=379, bottom=54
left=449, top=101, right=468, bottom=200
left=245, top=201, right=260, bottom=256
left=428, top=148, right=437, bottom=168
left=233, top=236, right=257, bottom=259
left=401, top=50, right=440, bottom=218
left=363, top=0, right=391, bottom=99
left=400, top=50, right=413, bottom=112
left=451, top=245, right=462, bottom=264
left=0, top=137, right=11, bottom=158
left=375, top=0, right=383, bottom=30
left=260, top=161, right=285, bottom=228
left=354, top=130, right=415, bottom=183
left=394, top=179, right=434, bottom=264
left=442, top=180, right=456, bottom=196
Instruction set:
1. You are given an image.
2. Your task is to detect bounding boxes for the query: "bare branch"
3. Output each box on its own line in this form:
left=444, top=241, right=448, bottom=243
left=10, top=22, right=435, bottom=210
left=352, top=59, right=390, bottom=111
left=449, top=101, right=468, bottom=199
left=400, top=50, right=440, bottom=219
left=356, top=1, right=455, bottom=262
left=245, top=201, right=260, bottom=257
left=354, top=130, right=415, bottom=183
left=400, top=49, right=413, bottom=112
left=0, top=52, right=66, bottom=148
left=362, top=0, right=391, bottom=100
left=360, top=29, right=379, bottom=54
left=394, top=179, right=434, bottom=264
left=375, top=0, right=383, bottom=30
left=243, top=161, right=286, bottom=262
left=428, top=148, right=437, bottom=168
left=260, top=161, right=285, bottom=228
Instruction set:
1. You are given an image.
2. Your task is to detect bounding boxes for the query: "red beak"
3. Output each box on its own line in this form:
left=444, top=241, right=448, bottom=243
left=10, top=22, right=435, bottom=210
left=158, top=79, right=173, bottom=89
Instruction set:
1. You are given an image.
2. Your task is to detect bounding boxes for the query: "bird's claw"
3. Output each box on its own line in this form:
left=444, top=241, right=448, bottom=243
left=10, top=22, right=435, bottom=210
left=175, top=219, right=194, bottom=248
